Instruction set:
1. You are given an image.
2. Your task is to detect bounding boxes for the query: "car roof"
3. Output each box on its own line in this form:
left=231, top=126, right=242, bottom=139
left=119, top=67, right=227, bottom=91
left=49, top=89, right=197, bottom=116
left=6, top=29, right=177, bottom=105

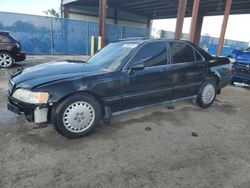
left=116, top=38, right=194, bottom=44
left=115, top=38, right=214, bottom=60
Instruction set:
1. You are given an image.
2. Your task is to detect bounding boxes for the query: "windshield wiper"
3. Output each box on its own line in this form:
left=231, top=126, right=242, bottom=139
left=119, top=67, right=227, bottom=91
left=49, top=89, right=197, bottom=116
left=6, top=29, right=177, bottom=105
left=65, top=59, right=88, bottom=64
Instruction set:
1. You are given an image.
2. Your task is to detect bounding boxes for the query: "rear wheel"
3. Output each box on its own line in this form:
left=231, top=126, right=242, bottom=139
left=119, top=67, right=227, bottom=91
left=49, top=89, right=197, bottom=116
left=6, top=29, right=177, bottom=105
left=53, top=93, right=101, bottom=139
left=197, top=79, right=217, bottom=108
left=0, top=52, right=14, bottom=68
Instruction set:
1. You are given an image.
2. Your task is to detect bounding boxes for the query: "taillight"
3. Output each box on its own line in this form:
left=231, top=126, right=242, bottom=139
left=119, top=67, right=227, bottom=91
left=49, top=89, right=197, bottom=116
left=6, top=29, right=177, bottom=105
left=228, top=63, right=233, bottom=72
left=16, top=42, right=22, bottom=50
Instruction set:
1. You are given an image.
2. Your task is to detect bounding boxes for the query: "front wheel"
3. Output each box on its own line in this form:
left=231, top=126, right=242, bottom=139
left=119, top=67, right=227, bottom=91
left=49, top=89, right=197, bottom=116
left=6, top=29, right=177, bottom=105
left=197, top=79, right=217, bottom=108
left=52, top=93, right=101, bottom=139
left=0, top=52, right=14, bottom=68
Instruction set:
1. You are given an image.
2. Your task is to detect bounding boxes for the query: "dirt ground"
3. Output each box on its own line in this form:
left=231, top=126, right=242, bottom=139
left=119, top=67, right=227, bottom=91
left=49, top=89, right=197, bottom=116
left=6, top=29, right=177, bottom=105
left=0, top=56, right=250, bottom=188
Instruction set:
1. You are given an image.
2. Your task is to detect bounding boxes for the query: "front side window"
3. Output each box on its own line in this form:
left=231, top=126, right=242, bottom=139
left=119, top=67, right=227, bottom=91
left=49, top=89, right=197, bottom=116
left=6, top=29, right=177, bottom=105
left=130, top=41, right=168, bottom=68
left=170, top=42, right=195, bottom=64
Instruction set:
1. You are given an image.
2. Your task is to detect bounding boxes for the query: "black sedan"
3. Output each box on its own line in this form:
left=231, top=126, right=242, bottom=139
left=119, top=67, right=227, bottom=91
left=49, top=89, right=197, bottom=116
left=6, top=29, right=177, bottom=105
left=7, top=39, right=232, bottom=138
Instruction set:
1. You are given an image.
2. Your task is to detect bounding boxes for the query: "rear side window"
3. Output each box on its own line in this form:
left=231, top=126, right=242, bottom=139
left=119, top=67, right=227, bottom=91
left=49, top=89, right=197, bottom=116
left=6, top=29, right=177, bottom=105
left=170, top=42, right=195, bottom=64
left=0, top=35, right=12, bottom=43
left=131, top=41, right=168, bottom=67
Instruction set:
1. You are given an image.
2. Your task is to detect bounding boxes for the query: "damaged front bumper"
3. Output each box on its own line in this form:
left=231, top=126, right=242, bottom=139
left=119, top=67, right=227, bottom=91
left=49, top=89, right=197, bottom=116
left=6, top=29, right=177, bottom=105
left=7, top=96, right=49, bottom=123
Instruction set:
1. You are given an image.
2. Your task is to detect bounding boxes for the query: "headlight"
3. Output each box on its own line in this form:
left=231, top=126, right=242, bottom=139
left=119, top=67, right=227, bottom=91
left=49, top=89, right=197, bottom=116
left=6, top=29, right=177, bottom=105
left=12, top=89, right=49, bottom=104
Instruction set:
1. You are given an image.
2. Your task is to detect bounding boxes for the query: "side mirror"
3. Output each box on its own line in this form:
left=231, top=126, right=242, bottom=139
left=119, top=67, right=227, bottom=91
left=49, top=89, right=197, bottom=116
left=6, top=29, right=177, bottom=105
left=130, top=61, right=145, bottom=71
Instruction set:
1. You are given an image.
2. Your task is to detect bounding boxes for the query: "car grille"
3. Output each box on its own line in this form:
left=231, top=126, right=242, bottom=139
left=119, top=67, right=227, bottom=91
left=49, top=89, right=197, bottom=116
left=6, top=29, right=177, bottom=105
left=235, top=69, right=250, bottom=77
left=236, top=63, right=250, bottom=70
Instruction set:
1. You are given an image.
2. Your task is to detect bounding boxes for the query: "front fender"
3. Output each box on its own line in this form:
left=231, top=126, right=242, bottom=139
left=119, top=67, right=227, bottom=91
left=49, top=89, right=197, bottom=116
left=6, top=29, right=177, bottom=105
left=33, top=77, right=102, bottom=103
left=32, top=71, right=122, bottom=109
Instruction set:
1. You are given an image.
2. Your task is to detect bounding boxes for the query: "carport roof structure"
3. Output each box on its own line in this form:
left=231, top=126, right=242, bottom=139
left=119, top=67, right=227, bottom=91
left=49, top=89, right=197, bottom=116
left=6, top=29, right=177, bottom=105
left=64, top=0, right=250, bottom=55
left=67, top=0, right=250, bottom=19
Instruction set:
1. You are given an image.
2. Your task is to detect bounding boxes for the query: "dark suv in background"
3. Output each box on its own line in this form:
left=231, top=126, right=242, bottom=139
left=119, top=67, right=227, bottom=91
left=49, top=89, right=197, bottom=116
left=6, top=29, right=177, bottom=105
left=0, top=31, right=26, bottom=68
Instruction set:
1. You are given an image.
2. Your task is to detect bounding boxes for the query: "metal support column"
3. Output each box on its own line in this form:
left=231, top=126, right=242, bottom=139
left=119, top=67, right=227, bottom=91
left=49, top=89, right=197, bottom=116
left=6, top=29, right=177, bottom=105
left=147, top=19, right=151, bottom=29
left=99, top=0, right=107, bottom=48
left=114, top=8, right=118, bottom=24
left=175, top=0, right=187, bottom=39
left=217, top=0, right=232, bottom=56
left=64, top=5, right=69, bottom=18
left=147, top=20, right=152, bottom=38
left=193, top=14, right=204, bottom=44
left=189, top=0, right=200, bottom=42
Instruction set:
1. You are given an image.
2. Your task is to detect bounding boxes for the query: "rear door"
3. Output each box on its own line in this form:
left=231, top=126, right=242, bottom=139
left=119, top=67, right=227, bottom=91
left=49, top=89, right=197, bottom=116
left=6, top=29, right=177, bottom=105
left=169, top=41, right=207, bottom=99
left=121, top=41, right=172, bottom=110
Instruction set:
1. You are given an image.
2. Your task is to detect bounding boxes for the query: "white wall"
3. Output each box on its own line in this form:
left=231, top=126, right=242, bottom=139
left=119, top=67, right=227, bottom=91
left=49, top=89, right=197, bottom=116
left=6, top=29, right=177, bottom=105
left=68, top=12, right=147, bottom=28
left=68, top=13, right=114, bottom=24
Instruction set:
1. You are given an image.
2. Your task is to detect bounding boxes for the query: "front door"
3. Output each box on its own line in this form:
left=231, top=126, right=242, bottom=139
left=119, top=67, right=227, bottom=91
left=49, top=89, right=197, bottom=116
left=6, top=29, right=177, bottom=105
left=121, top=41, right=172, bottom=110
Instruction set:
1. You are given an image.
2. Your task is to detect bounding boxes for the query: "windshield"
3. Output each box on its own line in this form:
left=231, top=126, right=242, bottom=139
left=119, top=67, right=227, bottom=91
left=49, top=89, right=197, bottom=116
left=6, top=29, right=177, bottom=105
left=87, top=42, right=139, bottom=70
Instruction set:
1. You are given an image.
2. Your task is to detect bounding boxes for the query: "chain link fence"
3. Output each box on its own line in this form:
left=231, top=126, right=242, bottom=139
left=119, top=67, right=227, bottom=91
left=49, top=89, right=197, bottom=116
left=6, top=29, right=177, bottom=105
left=0, top=12, right=149, bottom=55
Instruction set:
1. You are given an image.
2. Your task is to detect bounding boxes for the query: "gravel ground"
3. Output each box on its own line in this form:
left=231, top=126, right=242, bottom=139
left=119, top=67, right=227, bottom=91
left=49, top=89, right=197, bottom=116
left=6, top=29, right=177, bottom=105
left=0, top=56, right=250, bottom=188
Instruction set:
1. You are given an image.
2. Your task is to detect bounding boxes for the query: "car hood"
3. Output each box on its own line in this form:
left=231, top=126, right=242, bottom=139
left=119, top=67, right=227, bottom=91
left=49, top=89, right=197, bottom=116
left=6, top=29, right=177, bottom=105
left=12, top=61, right=109, bottom=89
left=232, top=50, right=250, bottom=64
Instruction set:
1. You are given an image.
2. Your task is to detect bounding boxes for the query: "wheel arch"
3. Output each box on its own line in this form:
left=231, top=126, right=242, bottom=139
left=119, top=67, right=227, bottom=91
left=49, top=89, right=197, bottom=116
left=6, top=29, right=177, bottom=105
left=198, top=74, right=220, bottom=95
left=209, top=74, right=220, bottom=87
left=52, top=90, right=106, bottom=116
left=50, top=90, right=103, bottom=138
left=0, top=50, right=15, bottom=57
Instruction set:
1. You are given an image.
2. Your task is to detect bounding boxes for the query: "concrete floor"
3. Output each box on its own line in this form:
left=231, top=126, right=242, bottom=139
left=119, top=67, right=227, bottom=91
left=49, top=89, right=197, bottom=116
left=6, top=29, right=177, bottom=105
left=0, top=56, right=250, bottom=188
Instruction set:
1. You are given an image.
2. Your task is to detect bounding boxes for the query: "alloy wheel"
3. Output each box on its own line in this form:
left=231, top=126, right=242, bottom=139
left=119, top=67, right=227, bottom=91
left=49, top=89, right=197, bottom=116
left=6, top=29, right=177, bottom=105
left=201, top=83, right=215, bottom=105
left=0, top=53, right=13, bottom=68
left=63, top=101, right=95, bottom=133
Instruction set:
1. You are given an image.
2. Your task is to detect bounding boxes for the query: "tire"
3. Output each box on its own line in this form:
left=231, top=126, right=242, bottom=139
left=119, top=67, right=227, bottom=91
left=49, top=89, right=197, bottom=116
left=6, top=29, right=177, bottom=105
left=52, top=93, right=101, bottom=139
left=0, top=52, right=14, bottom=68
left=197, top=78, right=217, bottom=108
